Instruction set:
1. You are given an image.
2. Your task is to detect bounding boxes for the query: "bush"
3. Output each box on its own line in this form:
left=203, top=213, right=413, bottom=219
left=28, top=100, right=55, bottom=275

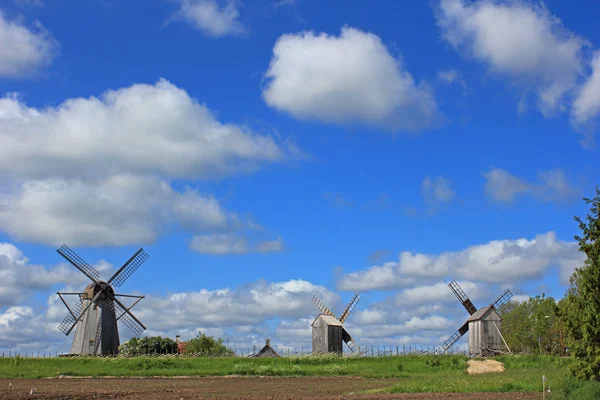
left=118, top=336, right=178, bottom=356
left=183, top=332, right=234, bottom=356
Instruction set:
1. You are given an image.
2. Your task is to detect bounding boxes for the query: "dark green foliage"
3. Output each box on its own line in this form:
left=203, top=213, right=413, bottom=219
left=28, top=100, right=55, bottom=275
left=183, top=331, right=234, bottom=356
left=118, top=336, right=178, bottom=356
left=562, top=187, right=600, bottom=380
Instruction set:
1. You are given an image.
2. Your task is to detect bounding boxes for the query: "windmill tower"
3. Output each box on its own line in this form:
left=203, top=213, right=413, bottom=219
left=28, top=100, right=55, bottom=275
left=441, top=280, right=513, bottom=356
left=311, top=293, right=360, bottom=354
left=56, top=245, right=148, bottom=355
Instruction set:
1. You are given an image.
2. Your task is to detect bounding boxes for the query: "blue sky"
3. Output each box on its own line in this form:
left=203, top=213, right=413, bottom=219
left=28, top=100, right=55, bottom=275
left=0, top=0, right=599, bottom=353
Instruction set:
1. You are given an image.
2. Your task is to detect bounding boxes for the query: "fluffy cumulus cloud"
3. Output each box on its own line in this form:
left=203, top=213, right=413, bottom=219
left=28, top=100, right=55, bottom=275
left=138, top=279, right=337, bottom=329
left=436, top=0, right=586, bottom=116
left=0, top=79, right=292, bottom=246
left=189, top=234, right=283, bottom=255
left=337, top=231, right=584, bottom=292
left=482, top=168, right=581, bottom=204
left=175, top=0, right=245, bottom=37
left=0, top=10, right=58, bottom=77
left=0, top=175, right=244, bottom=247
left=262, top=26, right=441, bottom=132
left=0, top=79, right=288, bottom=181
left=0, top=242, right=111, bottom=307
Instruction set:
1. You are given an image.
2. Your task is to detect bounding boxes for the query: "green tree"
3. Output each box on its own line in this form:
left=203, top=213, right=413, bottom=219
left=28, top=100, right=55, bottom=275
left=183, top=332, right=234, bottom=356
left=562, top=186, right=600, bottom=380
left=499, top=294, right=562, bottom=355
left=119, top=336, right=178, bottom=356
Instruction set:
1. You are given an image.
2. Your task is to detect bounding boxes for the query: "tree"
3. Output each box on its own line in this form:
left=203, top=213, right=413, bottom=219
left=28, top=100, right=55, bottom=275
left=119, top=336, right=178, bottom=356
left=562, top=186, right=600, bottom=380
left=498, top=294, right=562, bottom=355
left=182, top=332, right=234, bottom=356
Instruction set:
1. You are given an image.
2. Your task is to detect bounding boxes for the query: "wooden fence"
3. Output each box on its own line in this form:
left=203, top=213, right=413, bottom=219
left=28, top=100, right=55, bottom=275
left=0, top=344, right=469, bottom=359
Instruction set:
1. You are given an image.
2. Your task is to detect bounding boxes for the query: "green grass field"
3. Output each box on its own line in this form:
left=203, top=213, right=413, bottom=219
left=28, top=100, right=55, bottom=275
left=2, top=354, right=600, bottom=399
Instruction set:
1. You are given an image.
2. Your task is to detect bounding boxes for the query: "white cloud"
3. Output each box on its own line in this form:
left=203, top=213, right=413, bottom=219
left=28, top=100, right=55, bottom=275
left=0, top=10, right=57, bottom=77
left=436, top=0, right=586, bottom=116
left=421, top=176, right=455, bottom=212
left=0, top=79, right=294, bottom=247
left=337, top=231, right=584, bottom=291
left=336, top=261, right=417, bottom=292
left=0, top=79, right=290, bottom=181
left=572, top=51, right=600, bottom=142
left=0, top=175, right=244, bottom=247
left=135, top=279, right=338, bottom=331
left=350, top=316, right=453, bottom=339
left=175, top=0, right=245, bottom=37
left=275, top=318, right=312, bottom=341
left=0, top=242, right=108, bottom=306
left=190, top=234, right=284, bottom=255
left=483, top=168, right=580, bottom=204
left=262, top=26, right=441, bottom=132
left=395, top=281, right=484, bottom=305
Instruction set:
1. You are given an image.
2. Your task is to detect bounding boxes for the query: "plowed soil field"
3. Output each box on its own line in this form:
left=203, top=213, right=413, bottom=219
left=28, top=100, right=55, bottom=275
left=0, top=377, right=542, bottom=399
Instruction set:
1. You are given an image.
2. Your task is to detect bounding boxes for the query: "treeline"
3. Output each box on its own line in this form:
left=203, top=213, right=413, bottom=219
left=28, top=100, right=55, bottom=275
left=500, top=187, right=600, bottom=380
left=119, top=332, right=233, bottom=356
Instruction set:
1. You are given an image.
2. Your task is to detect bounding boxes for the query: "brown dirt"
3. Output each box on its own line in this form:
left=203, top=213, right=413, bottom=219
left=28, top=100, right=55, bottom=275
left=466, top=360, right=505, bottom=375
left=0, top=377, right=541, bottom=400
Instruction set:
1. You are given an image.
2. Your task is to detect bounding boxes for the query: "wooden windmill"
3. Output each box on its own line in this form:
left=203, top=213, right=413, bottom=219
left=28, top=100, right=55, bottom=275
left=441, top=280, right=513, bottom=356
left=56, top=245, right=148, bottom=355
left=310, top=293, right=360, bottom=354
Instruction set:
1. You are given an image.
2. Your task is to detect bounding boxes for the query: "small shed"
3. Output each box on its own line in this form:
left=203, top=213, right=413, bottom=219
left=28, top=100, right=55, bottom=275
left=311, top=314, right=343, bottom=354
left=252, top=338, right=280, bottom=358
left=467, top=305, right=504, bottom=356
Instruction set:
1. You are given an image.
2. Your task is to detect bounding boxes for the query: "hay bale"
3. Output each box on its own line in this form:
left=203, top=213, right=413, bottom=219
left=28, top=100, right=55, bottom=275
left=466, top=359, right=505, bottom=375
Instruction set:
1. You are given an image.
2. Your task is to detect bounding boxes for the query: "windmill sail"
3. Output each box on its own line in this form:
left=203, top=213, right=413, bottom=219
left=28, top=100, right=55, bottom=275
left=441, top=322, right=469, bottom=351
left=311, top=295, right=336, bottom=318
left=58, top=290, right=103, bottom=335
left=108, top=248, right=149, bottom=287
left=448, top=280, right=477, bottom=315
left=57, top=245, right=100, bottom=282
left=339, top=293, right=360, bottom=324
left=56, top=245, right=148, bottom=355
left=113, top=298, right=146, bottom=336
left=491, top=289, right=513, bottom=309
left=342, top=328, right=358, bottom=352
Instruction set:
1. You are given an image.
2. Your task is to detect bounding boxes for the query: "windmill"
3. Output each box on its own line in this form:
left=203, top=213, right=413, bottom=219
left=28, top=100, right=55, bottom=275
left=441, top=280, right=513, bottom=356
left=310, top=293, right=360, bottom=354
left=56, top=244, right=148, bottom=355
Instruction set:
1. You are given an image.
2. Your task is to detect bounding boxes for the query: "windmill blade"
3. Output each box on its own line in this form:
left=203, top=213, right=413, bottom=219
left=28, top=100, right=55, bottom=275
left=107, top=248, right=149, bottom=288
left=441, top=322, right=469, bottom=351
left=342, top=328, right=358, bottom=353
left=311, top=295, right=336, bottom=318
left=58, top=290, right=103, bottom=335
left=93, top=312, right=102, bottom=354
left=57, top=245, right=100, bottom=283
left=448, top=280, right=477, bottom=315
left=491, top=289, right=513, bottom=309
left=110, top=296, right=146, bottom=336
left=339, top=293, right=360, bottom=324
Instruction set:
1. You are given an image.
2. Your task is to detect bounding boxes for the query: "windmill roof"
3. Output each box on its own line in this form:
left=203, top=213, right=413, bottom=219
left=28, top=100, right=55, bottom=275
left=467, top=305, right=502, bottom=322
left=311, top=314, right=342, bottom=326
